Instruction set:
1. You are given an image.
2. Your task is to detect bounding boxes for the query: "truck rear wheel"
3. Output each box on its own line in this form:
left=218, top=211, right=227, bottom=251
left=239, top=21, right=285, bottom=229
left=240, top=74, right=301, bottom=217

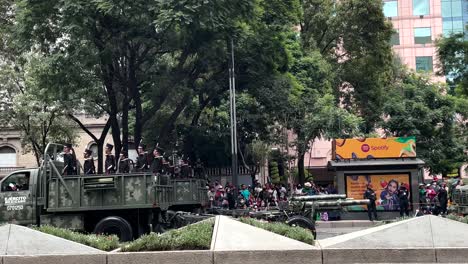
left=287, top=215, right=317, bottom=239
left=94, top=216, right=133, bottom=242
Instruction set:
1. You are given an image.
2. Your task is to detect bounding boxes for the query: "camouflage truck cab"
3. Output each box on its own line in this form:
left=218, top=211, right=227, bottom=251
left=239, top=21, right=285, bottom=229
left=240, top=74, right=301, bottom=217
left=0, top=143, right=208, bottom=241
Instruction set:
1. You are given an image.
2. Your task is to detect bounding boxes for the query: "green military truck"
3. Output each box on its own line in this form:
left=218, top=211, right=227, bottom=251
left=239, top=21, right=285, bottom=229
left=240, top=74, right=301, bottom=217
left=0, top=143, right=208, bottom=241
left=452, top=185, right=468, bottom=215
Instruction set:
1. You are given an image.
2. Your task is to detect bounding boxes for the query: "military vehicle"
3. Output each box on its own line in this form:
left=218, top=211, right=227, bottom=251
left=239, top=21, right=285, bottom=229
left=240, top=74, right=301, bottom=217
left=452, top=185, right=468, bottom=215
left=249, top=194, right=370, bottom=238
left=0, top=143, right=208, bottom=241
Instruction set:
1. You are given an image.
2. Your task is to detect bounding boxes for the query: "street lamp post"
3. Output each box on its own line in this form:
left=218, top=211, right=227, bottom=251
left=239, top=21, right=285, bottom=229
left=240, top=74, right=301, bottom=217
left=229, top=38, right=238, bottom=188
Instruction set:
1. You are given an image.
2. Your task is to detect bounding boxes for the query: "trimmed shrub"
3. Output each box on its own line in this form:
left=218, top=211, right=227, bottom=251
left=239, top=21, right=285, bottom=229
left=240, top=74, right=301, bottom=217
left=238, top=217, right=314, bottom=245
left=34, top=225, right=119, bottom=251
left=447, top=214, right=468, bottom=224
left=121, top=220, right=214, bottom=252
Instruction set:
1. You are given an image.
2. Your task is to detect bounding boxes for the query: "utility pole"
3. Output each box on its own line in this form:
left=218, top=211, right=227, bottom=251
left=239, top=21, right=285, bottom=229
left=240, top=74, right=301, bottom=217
left=229, top=38, right=238, bottom=188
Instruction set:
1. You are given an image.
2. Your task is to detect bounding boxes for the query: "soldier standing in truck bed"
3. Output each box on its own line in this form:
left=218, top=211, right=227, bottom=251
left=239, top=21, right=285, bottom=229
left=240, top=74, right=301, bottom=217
left=63, top=143, right=77, bottom=176
left=83, top=149, right=95, bottom=175
left=150, top=147, right=163, bottom=174
left=136, top=144, right=149, bottom=172
left=181, top=158, right=192, bottom=178
left=105, top=143, right=116, bottom=174
left=118, top=151, right=131, bottom=173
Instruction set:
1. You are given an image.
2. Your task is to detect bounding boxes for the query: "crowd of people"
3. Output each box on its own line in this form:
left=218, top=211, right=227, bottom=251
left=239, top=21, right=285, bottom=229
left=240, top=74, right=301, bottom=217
left=417, top=177, right=465, bottom=216
left=364, top=176, right=466, bottom=221
left=206, top=180, right=337, bottom=211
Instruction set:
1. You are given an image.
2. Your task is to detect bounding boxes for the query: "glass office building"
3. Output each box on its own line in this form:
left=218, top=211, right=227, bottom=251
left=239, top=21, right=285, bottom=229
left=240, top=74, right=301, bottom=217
left=383, top=0, right=467, bottom=78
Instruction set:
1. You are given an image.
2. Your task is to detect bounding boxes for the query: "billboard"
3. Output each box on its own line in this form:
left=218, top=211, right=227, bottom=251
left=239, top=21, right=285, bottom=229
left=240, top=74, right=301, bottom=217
left=333, top=137, right=416, bottom=159
left=345, top=174, right=411, bottom=211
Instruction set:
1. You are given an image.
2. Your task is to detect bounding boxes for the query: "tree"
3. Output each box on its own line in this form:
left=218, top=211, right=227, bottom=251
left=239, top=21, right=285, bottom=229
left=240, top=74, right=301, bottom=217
left=381, top=71, right=467, bottom=176
left=0, top=55, right=76, bottom=165
left=437, top=33, right=468, bottom=98
left=300, top=0, right=394, bottom=133
left=285, top=35, right=363, bottom=184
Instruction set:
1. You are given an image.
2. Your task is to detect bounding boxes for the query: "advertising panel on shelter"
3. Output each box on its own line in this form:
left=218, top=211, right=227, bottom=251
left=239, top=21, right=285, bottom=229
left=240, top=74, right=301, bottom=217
left=345, top=174, right=411, bottom=211
left=333, top=137, right=416, bottom=159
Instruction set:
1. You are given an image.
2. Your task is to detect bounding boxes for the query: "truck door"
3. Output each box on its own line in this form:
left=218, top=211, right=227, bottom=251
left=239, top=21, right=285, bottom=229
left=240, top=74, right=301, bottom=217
left=0, top=171, right=34, bottom=225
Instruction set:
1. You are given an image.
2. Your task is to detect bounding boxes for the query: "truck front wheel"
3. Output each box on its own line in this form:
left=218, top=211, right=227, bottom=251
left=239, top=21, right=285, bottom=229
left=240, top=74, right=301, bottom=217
left=94, top=216, right=133, bottom=242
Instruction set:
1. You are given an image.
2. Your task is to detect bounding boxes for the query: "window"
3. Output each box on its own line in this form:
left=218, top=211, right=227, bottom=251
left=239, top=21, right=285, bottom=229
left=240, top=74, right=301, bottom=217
left=414, top=27, right=431, bottom=44
left=383, top=1, right=398, bottom=17
left=416, top=56, right=433, bottom=72
left=390, top=30, right=400, bottom=45
left=0, top=146, right=16, bottom=167
left=1, top=172, right=30, bottom=192
left=443, top=19, right=464, bottom=36
left=413, top=0, right=430, bottom=15
left=451, top=0, right=462, bottom=17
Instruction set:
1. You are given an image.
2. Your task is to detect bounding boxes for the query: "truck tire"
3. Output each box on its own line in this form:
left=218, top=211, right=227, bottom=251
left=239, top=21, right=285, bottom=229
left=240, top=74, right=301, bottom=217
left=94, top=216, right=133, bottom=242
left=287, top=215, right=317, bottom=239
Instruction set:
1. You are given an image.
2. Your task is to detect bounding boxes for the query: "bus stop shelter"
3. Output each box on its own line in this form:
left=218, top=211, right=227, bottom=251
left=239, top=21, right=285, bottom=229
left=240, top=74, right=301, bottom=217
left=329, top=158, right=425, bottom=220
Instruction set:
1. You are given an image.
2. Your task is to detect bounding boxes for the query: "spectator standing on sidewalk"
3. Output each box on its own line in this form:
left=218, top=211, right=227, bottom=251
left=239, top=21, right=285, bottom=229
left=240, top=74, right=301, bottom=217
left=398, top=185, right=410, bottom=217
left=364, top=183, right=378, bottom=221
left=437, top=183, right=448, bottom=215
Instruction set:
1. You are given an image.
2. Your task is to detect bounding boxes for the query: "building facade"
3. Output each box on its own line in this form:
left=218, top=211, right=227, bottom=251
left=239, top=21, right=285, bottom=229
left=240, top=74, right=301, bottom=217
left=383, top=0, right=467, bottom=78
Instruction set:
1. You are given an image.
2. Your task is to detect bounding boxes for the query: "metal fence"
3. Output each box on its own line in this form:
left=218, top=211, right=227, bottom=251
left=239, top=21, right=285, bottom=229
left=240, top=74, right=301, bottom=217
left=205, top=166, right=254, bottom=177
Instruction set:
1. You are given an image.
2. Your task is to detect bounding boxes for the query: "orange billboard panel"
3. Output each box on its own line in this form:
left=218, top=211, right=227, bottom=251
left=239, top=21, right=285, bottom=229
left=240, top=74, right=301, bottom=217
left=333, top=137, right=416, bottom=159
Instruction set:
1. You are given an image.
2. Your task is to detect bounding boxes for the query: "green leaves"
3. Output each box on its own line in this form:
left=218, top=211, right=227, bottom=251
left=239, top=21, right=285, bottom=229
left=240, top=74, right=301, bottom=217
left=381, top=72, right=467, bottom=176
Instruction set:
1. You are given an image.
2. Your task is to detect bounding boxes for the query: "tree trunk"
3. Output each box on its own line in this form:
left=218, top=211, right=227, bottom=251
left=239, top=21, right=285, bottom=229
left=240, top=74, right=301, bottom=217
left=129, top=52, right=143, bottom=149
left=122, top=89, right=129, bottom=153
left=95, top=142, right=103, bottom=174
left=158, top=94, right=191, bottom=145
left=298, top=151, right=306, bottom=185
left=68, top=114, right=111, bottom=173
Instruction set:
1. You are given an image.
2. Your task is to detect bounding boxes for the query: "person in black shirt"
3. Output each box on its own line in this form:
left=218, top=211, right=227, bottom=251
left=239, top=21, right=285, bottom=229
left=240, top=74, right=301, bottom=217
left=62, top=143, right=77, bottom=176
left=136, top=144, right=149, bottom=172
left=105, top=143, right=116, bottom=174
left=398, top=185, right=410, bottom=217
left=437, top=183, right=448, bottom=215
left=150, top=148, right=163, bottom=174
left=181, top=158, right=192, bottom=178
left=83, top=149, right=95, bottom=175
left=364, top=183, right=378, bottom=221
left=118, top=151, right=131, bottom=173
left=194, top=158, right=204, bottom=179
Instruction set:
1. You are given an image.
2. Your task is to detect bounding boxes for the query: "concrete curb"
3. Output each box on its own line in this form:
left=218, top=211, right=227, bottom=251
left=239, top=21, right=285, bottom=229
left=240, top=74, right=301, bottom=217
left=321, top=248, right=437, bottom=264
left=2, top=254, right=107, bottom=264
left=214, top=250, right=321, bottom=264
left=107, top=251, right=213, bottom=264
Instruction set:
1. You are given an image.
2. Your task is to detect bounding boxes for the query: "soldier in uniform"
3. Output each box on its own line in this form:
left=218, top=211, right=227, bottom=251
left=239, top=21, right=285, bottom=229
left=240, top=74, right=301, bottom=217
left=180, top=158, right=192, bottom=178
left=364, top=183, right=378, bottom=221
left=162, top=157, right=172, bottom=176
left=136, top=144, right=149, bottom=172
left=62, top=143, right=77, bottom=176
left=150, top=147, right=163, bottom=174
left=105, top=143, right=116, bottom=174
left=118, top=151, right=131, bottom=173
left=194, top=158, right=205, bottom=179
left=83, top=149, right=95, bottom=175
